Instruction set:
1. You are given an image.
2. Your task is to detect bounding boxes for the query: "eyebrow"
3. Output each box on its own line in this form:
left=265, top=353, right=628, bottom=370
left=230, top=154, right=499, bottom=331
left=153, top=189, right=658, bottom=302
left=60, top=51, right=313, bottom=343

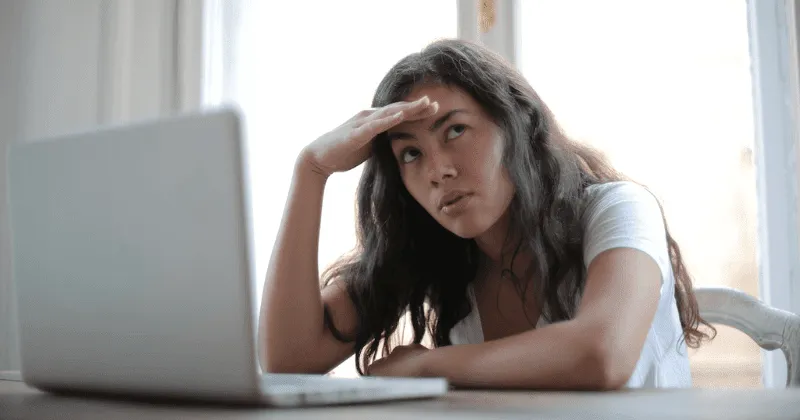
left=387, top=109, right=468, bottom=141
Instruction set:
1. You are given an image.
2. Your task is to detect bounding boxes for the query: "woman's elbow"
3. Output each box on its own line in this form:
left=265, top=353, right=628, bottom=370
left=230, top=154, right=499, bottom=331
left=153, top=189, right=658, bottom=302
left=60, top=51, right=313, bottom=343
left=583, top=337, right=636, bottom=391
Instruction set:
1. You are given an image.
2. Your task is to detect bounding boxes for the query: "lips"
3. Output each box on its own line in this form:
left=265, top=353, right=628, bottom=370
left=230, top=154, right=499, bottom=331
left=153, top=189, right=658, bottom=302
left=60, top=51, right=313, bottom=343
left=437, top=190, right=472, bottom=211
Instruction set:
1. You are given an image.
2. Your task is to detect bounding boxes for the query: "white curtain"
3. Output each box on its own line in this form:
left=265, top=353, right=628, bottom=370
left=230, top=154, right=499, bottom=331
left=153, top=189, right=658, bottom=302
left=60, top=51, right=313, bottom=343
left=0, top=0, right=204, bottom=372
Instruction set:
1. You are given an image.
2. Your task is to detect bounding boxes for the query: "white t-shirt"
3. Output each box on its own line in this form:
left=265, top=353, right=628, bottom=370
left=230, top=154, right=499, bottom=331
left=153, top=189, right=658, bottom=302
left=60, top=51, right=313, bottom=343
left=448, top=181, right=692, bottom=388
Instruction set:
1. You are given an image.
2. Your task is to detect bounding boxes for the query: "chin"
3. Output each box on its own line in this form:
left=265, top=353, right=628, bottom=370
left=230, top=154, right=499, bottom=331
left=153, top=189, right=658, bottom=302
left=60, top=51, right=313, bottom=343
left=440, top=219, right=490, bottom=239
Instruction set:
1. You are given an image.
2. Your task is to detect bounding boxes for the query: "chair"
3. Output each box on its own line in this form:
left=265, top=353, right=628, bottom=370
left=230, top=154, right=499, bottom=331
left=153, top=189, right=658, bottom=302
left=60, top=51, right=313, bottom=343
left=695, top=286, right=800, bottom=387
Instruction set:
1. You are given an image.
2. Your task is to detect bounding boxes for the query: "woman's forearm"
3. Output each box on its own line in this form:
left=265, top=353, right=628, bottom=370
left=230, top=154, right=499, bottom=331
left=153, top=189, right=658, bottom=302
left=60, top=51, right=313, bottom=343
left=259, top=155, right=329, bottom=371
left=422, top=320, right=623, bottom=390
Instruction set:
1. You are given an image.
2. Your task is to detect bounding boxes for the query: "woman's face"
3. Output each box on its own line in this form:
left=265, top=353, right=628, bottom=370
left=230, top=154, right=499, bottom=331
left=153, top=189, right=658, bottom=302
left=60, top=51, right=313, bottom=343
left=387, top=84, right=516, bottom=240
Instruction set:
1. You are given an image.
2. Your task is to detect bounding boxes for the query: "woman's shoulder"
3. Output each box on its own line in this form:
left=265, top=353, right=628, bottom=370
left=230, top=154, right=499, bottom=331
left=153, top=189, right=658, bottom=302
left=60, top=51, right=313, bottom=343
left=579, top=180, right=670, bottom=272
left=583, top=180, right=656, bottom=201
left=581, top=181, right=661, bottom=220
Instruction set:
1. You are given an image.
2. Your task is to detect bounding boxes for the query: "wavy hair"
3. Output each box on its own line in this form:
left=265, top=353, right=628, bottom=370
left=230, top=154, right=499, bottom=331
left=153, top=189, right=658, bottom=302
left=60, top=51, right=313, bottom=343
left=322, top=39, right=715, bottom=374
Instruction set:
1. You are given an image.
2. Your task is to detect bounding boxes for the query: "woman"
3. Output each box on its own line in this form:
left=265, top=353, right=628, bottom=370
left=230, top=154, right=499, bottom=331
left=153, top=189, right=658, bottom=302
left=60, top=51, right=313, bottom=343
left=259, top=39, right=714, bottom=390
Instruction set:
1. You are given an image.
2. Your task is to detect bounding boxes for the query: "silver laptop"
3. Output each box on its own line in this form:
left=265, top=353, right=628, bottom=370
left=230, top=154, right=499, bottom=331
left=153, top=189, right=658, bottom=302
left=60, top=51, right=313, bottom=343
left=6, top=108, right=448, bottom=406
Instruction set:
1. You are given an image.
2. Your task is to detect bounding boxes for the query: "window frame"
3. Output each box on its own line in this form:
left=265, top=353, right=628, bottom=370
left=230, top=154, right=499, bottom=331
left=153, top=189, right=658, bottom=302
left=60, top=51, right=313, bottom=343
left=747, top=0, right=800, bottom=388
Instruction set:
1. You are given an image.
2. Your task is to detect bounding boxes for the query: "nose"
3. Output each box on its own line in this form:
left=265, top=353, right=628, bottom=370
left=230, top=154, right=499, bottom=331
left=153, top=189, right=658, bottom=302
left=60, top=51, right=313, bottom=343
left=427, top=149, right=457, bottom=186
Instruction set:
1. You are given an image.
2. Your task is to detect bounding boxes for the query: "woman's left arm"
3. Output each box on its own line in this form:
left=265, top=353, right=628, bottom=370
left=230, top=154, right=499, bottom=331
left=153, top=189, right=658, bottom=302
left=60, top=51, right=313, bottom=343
left=417, top=246, right=661, bottom=390
left=368, top=183, right=667, bottom=389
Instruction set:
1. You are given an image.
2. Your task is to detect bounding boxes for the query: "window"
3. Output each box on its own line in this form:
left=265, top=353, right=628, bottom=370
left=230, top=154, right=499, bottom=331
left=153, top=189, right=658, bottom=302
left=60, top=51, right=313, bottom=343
left=208, top=0, right=458, bottom=377
left=516, top=0, right=761, bottom=387
left=205, top=0, right=799, bottom=385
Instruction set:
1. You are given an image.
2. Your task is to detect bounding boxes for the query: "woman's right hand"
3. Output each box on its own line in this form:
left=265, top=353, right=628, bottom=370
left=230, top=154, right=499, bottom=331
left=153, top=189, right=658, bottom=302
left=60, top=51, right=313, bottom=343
left=300, top=96, right=439, bottom=177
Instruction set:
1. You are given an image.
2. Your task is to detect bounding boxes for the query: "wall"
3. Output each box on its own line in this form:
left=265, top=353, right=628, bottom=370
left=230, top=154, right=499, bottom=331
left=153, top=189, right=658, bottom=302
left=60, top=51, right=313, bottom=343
left=0, top=0, right=109, bottom=371
left=0, top=0, right=202, bottom=371
left=0, top=0, right=26, bottom=371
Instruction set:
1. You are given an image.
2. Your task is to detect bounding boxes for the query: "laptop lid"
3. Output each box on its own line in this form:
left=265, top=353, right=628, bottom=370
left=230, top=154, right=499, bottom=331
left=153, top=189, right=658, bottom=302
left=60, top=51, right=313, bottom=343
left=7, top=108, right=261, bottom=400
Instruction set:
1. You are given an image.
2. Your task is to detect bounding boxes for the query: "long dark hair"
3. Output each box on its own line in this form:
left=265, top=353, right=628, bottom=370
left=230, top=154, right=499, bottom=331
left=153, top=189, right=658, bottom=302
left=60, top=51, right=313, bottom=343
left=322, top=39, right=715, bottom=375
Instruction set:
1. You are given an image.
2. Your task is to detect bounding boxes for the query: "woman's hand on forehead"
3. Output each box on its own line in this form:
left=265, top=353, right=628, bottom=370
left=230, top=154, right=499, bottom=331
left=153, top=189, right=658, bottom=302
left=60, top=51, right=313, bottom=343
left=299, top=96, right=439, bottom=177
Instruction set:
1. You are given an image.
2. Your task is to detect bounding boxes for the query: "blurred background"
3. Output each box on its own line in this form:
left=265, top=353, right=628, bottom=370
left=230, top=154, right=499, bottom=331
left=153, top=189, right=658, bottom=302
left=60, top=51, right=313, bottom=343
left=2, top=0, right=798, bottom=389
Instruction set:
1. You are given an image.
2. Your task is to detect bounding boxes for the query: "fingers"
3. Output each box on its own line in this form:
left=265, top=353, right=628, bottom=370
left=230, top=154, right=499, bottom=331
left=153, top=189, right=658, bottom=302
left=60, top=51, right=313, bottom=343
left=353, top=111, right=406, bottom=139
left=353, top=100, right=439, bottom=139
left=358, top=96, right=436, bottom=127
left=410, top=101, right=439, bottom=121
left=375, top=96, right=431, bottom=119
left=389, top=344, right=429, bottom=356
left=365, top=356, right=386, bottom=376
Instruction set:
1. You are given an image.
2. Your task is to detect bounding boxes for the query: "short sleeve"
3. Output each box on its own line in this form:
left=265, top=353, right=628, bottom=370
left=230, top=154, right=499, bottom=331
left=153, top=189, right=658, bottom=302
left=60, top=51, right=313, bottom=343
left=582, top=182, right=672, bottom=291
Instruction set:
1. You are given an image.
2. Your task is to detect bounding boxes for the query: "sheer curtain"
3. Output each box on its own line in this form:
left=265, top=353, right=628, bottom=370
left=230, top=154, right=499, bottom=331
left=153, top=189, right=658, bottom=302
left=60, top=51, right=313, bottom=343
left=0, top=0, right=204, bottom=372
left=203, top=1, right=458, bottom=323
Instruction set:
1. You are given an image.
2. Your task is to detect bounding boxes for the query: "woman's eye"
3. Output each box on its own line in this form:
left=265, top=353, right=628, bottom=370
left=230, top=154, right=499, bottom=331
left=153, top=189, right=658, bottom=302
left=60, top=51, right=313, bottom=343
left=446, top=124, right=467, bottom=140
left=401, top=148, right=421, bottom=164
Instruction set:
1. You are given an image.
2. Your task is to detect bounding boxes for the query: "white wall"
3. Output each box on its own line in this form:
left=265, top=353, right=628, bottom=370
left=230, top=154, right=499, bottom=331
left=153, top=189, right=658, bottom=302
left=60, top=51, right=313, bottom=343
left=0, top=0, right=202, bottom=371
left=0, top=0, right=109, bottom=371
left=0, top=0, right=26, bottom=371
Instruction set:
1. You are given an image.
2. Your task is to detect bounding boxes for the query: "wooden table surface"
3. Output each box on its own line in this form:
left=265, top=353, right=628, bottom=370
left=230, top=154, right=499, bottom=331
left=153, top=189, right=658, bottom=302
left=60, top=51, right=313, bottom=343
left=3, top=378, right=800, bottom=420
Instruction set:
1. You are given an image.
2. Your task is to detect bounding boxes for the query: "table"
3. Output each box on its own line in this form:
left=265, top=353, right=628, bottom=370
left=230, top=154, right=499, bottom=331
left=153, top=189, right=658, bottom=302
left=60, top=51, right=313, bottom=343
left=2, top=378, right=800, bottom=420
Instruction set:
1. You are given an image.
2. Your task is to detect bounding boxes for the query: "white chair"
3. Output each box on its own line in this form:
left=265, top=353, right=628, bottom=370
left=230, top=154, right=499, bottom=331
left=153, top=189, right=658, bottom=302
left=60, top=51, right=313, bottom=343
left=695, top=287, right=800, bottom=387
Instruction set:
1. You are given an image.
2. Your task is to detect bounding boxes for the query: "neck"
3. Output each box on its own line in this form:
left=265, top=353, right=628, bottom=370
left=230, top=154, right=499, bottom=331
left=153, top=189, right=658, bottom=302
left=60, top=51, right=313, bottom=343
left=474, top=213, right=536, bottom=290
left=474, top=210, right=526, bottom=265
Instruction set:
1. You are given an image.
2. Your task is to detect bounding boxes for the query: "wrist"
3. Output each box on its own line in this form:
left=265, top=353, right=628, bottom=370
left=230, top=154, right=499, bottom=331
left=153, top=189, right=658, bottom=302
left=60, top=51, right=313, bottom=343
left=419, top=347, right=444, bottom=378
left=294, top=151, right=330, bottom=183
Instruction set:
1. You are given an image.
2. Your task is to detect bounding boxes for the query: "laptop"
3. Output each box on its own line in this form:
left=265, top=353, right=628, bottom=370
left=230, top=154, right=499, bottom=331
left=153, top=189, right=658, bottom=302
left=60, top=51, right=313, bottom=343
left=6, top=108, right=448, bottom=406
